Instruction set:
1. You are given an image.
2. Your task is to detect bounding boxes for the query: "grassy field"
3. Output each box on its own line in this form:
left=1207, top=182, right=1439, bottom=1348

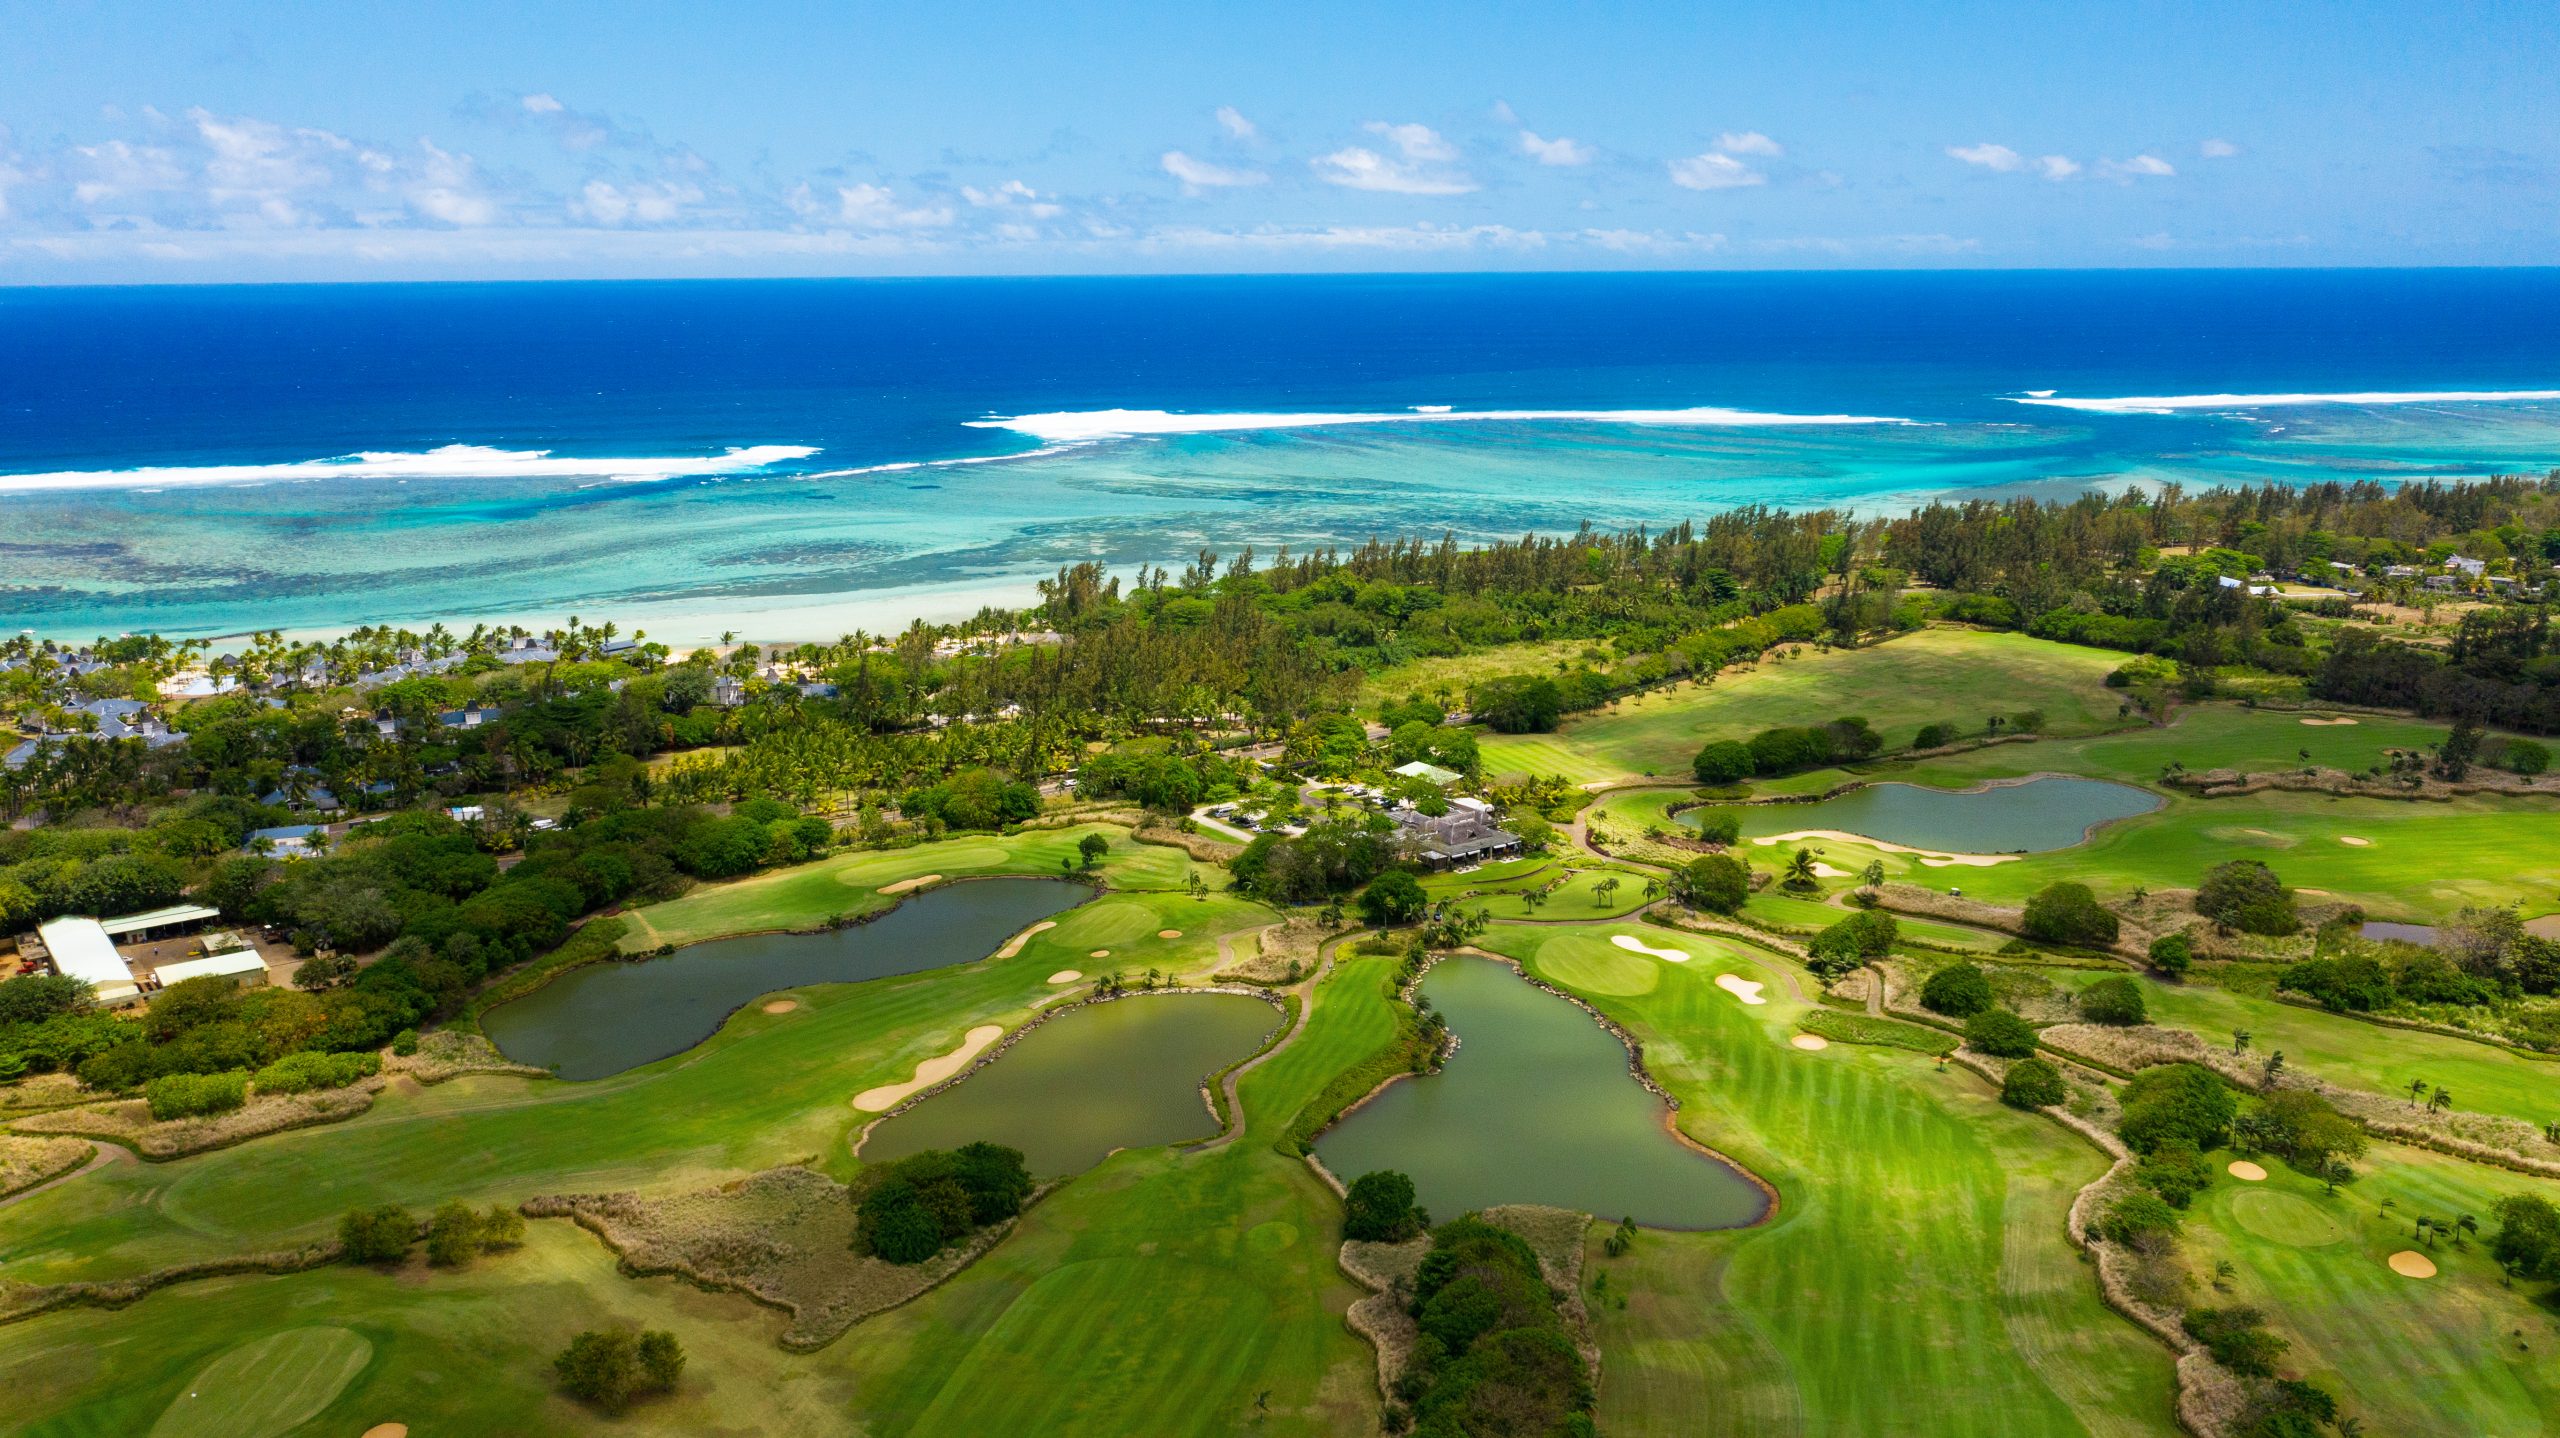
left=1479, top=629, right=2133, bottom=784
left=1419, top=858, right=1656, bottom=920
left=2121, top=969, right=2560, bottom=1129
left=1470, top=921, right=2183, bottom=1436
left=1354, top=638, right=1598, bottom=710
left=2179, top=1141, right=2560, bottom=1436
left=620, top=823, right=1219, bottom=950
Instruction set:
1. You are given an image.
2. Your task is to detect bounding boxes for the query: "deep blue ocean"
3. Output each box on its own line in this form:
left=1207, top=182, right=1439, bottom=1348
left=5, top=270, right=2559, bottom=642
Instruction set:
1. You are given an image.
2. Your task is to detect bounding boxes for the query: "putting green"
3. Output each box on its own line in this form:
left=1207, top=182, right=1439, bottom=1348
left=1056, top=898, right=1169, bottom=947
left=2227, top=1189, right=2347, bottom=1248
left=145, top=1327, right=373, bottom=1438
left=1531, top=935, right=1661, bottom=996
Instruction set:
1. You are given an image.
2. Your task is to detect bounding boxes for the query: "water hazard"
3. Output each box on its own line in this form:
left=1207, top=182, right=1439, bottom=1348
left=858, top=993, right=1279, bottom=1176
left=1315, top=957, right=1767, bottom=1230
left=483, top=877, right=1088, bottom=1080
left=1702, top=776, right=2162, bottom=853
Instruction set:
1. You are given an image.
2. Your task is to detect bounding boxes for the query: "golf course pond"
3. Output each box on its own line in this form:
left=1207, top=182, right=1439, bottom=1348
left=482, top=877, right=1089, bottom=1080
left=1315, top=957, right=1769, bottom=1230
left=1699, top=775, right=2162, bottom=853
left=857, top=992, right=1279, bottom=1176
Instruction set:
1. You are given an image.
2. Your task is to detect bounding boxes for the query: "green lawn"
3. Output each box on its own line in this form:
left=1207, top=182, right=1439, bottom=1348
left=1471, top=921, right=2182, bottom=1437
left=1420, top=859, right=1656, bottom=920
left=1355, top=638, right=1598, bottom=711
left=2180, top=1142, right=2560, bottom=1436
left=621, top=824, right=1218, bottom=950
left=1480, top=629, right=2134, bottom=784
left=2119, top=970, right=2560, bottom=1130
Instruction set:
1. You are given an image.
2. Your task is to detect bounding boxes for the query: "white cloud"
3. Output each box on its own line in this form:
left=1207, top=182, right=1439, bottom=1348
left=2100, top=154, right=2176, bottom=180
left=1947, top=142, right=2023, bottom=172
left=1716, top=131, right=1783, bottom=158
left=1579, top=227, right=1727, bottom=254
left=1669, top=151, right=1764, bottom=190
left=2200, top=138, right=2239, bottom=159
left=1313, top=124, right=1475, bottom=194
left=818, top=182, right=955, bottom=230
left=2037, top=154, right=2082, bottom=181
left=407, top=141, right=497, bottom=226
left=1215, top=106, right=1257, bottom=140
left=1518, top=130, right=1593, bottom=166
left=1161, top=150, right=1267, bottom=190
left=2130, top=231, right=2176, bottom=249
left=576, top=178, right=703, bottom=226
left=1146, top=222, right=1542, bottom=252
left=521, top=93, right=565, bottom=115
left=961, top=179, right=1063, bottom=218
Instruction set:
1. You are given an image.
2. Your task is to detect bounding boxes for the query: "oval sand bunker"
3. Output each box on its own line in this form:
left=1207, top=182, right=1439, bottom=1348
left=2388, top=1249, right=2438, bottom=1278
left=853, top=1025, right=1006, bottom=1112
left=2227, top=1160, right=2268, bottom=1181
left=363, top=1427, right=409, bottom=1438
left=878, top=873, right=943, bottom=895
left=2339, top=836, right=2373, bottom=847
left=1046, top=969, right=1082, bottom=984
left=1157, top=928, right=1183, bottom=939
left=1790, top=1033, right=1829, bottom=1051
left=761, top=999, right=798, bottom=1014
left=1714, top=973, right=1767, bottom=1005
left=1611, top=934, right=1690, bottom=962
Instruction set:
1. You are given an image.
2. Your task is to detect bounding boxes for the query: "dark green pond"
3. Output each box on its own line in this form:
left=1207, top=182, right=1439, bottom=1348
left=482, top=877, right=1087, bottom=1080
left=1698, top=776, right=2162, bottom=853
left=1314, top=957, right=1767, bottom=1230
left=858, top=993, right=1279, bottom=1177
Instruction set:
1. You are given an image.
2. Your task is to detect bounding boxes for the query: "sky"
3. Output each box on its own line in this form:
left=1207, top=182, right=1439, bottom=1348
left=0, top=0, right=2555, bottom=283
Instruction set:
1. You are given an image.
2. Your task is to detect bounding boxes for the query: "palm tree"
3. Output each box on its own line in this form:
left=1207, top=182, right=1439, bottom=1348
left=2407, top=1077, right=2429, bottom=1107
left=1861, top=859, right=1885, bottom=891
left=1785, top=847, right=1820, bottom=889
left=2429, top=1084, right=2454, bottom=1114
left=2232, top=1028, right=2252, bottom=1056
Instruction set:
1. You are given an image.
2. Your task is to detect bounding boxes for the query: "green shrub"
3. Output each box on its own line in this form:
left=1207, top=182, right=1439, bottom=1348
left=2492, top=1194, right=2560, bottom=1280
left=1670, top=854, right=1751, bottom=915
left=2022, top=882, right=2120, bottom=947
left=1359, top=870, right=1430, bottom=927
left=2147, top=932, right=2193, bottom=977
left=2196, top=860, right=2298, bottom=936
left=2133, top=1139, right=2214, bottom=1207
left=425, top=1199, right=525, bottom=1267
left=1685, top=808, right=1743, bottom=846
left=1808, top=910, right=1898, bottom=978
left=2076, top=976, right=2148, bottom=1027
left=554, top=1329, right=684, bottom=1413
left=2098, top=1190, right=2182, bottom=1244
left=1343, top=1169, right=1427, bottom=1243
left=2182, top=1306, right=2286, bottom=1377
left=2506, top=738, right=2552, bottom=775
left=1690, top=742, right=1754, bottom=786
left=854, top=1143, right=1035, bottom=1263
left=1919, top=962, right=1994, bottom=1018
left=1963, top=1008, right=2038, bottom=1058
left=2117, top=1063, right=2235, bottom=1154
left=251, top=1049, right=380, bottom=1095
left=1912, top=722, right=1957, bottom=749
left=339, top=1204, right=416, bottom=1265
left=2277, top=954, right=2393, bottom=1012
left=144, top=1068, right=249, bottom=1121
left=2001, top=1056, right=2066, bottom=1109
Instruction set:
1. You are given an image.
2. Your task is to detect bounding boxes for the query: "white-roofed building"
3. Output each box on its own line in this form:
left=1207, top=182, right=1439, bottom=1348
left=33, top=917, right=142, bottom=1007
left=149, top=950, right=270, bottom=989
left=98, top=904, right=222, bottom=942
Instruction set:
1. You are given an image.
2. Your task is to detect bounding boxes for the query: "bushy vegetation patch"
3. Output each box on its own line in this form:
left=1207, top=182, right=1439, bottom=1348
left=250, top=1049, right=379, bottom=1095
left=1808, top=910, right=1897, bottom=979
left=1393, top=1216, right=1594, bottom=1438
left=2116, top=1063, right=2237, bottom=1154
left=1343, top=1169, right=1428, bottom=1243
left=2196, top=860, right=2300, bottom=936
left=2022, top=882, right=2121, bottom=947
left=143, top=1069, right=247, bottom=1121
left=1920, top=962, right=1994, bottom=1018
left=852, top=1142, right=1035, bottom=1265
left=555, top=1328, right=684, bottom=1414
left=1668, top=853, right=1751, bottom=915
left=2075, top=975, right=2148, bottom=1027
left=2000, top=1056, right=2066, bottom=1108
left=1962, top=1008, right=2039, bottom=1059
left=1796, top=1008, right=1955, bottom=1055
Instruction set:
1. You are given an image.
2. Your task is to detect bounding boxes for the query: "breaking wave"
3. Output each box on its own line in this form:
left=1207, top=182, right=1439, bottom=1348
left=0, top=443, right=821, bottom=494
left=964, top=405, right=1913, bottom=442
left=2012, top=389, right=2560, bottom=415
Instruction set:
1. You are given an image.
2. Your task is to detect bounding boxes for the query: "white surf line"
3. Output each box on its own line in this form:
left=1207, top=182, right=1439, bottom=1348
left=1611, top=934, right=1691, bottom=963
left=2012, top=389, right=2560, bottom=416
left=0, top=443, right=820, bottom=494
left=966, top=404, right=1914, bottom=442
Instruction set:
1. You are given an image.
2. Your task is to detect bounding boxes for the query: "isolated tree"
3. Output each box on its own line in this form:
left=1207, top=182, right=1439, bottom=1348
left=2001, top=1057, right=2066, bottom=1110
left=554, top=1329, right=684, bottom=1414
left=1342, top=1169, right=1427, bottom=1243
left=2077, top=976, right=2148, bottom=1027
left=1920, top=962, right=1994, bottom=1018
left=1671, top=854, right=1751, bottom=915
left=1963, top=1008, right=2039, bottom=1059
left=1783, top=847, right=1821, bottom=890
left=1359, top=870, right=1429, bottom=928
left=1078, top=832, right=1110, bottom=869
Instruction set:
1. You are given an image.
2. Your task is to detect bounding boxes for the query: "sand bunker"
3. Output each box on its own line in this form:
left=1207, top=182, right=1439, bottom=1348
left=1088, top=948, right=1111, bottom=959
left=1758, top=829, right=2017, bottom=865
left=1046, top=970, right=1082, bottom=984
left=362, top=1427, right=408, bottom=1438
left=761, top=999, right=799, bottom=1015
left=2299, top=716, right=2360, bottom=726
left=2339, top=836, right=2373, bottom=847
left=1790, top=1033, right=1830, bottom=1051
left=853, top=1025, right=1006, bottom=1112
left=878, top=873, right=942, bottom=895
left=993, top=920, right=1056, bottom=958
left=1714, top=973, right=1768, bottom=1006
left=1611, top=934, right=1691, bottom=963
left=2227, top=1160, right=2268, bottom=1181
left=2387, top=1250, right=2438, bottom=1279
left=1809, top=862, right=1853, bottom=879
left=1157, top=929, right=1183, bottom=939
